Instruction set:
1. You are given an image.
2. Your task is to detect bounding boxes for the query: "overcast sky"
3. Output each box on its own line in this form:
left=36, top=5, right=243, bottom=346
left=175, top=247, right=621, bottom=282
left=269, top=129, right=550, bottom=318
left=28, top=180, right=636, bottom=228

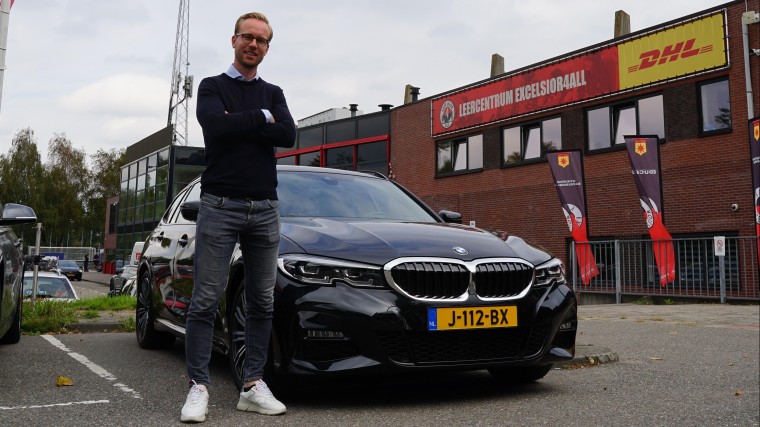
left=0, top=0, right=729, bottom=163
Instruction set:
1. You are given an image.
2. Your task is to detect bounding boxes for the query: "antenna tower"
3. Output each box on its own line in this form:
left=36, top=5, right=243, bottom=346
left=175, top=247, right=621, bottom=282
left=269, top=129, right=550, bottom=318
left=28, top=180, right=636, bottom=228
left=167, top=0, right=193, bottom=146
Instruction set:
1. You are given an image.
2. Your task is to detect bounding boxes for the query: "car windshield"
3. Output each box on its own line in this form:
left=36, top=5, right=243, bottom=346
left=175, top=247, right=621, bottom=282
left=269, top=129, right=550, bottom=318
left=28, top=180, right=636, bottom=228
left=58, top=260, right=78, bottom=268
left=23, top=277, right=76, bottom=299
left=277, top=170, right=437, bottom=222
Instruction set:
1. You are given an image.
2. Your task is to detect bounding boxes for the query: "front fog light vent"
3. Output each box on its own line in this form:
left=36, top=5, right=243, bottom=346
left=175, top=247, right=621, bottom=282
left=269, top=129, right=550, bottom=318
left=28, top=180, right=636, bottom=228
left=306, top=330, right=345, bottom=339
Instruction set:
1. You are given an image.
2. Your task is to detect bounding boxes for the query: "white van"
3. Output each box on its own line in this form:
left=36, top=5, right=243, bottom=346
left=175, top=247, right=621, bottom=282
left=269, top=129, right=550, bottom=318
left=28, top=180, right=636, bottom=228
left=129, top=241, right=145, bottom=267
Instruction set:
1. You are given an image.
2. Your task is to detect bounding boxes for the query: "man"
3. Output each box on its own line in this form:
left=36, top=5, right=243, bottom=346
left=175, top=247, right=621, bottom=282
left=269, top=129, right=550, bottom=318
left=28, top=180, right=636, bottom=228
left=180, top=12, right=296, bottom=423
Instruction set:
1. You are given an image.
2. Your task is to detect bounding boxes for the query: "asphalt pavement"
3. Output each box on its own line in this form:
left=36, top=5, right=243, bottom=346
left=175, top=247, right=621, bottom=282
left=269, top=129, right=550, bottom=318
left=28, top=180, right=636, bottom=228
left=70, top=271, right=760, bottom=368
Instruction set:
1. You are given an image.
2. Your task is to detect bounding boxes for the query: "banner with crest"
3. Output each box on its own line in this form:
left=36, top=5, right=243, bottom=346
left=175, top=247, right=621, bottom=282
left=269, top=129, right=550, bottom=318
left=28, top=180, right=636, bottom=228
left=547, top=150, right=599, bottom=284
left=624, top=136, right=676, bottom=286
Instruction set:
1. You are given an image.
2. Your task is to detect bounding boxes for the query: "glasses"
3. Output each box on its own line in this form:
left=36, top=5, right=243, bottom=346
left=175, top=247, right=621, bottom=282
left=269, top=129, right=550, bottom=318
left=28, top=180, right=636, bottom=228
left=235, top=33, right=269, bottom=46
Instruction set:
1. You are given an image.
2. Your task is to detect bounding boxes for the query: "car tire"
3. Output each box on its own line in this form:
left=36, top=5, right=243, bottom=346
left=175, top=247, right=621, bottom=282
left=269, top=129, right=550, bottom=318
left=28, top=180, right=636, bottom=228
left=0, top=295, right=22, bottom=345
left=487, top=364, right=553, bottom=383
left=136, top=273, right=175, bottom=349
left=227, top=279, right=292, bottom=395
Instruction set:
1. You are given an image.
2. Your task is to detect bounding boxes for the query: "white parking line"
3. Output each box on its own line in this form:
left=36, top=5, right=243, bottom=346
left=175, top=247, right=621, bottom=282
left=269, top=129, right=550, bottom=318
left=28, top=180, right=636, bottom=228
left=41, top=335, right=142, bottom=399
left=1, top=400, right=109, bottom=410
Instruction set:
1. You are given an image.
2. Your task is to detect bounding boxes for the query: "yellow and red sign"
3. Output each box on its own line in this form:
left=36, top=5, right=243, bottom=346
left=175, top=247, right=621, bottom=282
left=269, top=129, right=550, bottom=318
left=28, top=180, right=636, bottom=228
left=432, top=11, right=727, bottom=136
left=557, top=154, right=570, bottom=168
left=634, top=139, right=648, bottom=156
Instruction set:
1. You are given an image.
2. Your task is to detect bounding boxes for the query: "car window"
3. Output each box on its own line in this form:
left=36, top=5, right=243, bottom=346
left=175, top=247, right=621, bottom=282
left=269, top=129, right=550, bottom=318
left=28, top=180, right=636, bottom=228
left=165, top=182, right=197, bottom=224
left=277, top=171, right=436, bottom=222
left=23, top=277, right=75, bottom=299
left=58, top=260, right=78, bottom=268
left=174, top=182, right=202, bottom=225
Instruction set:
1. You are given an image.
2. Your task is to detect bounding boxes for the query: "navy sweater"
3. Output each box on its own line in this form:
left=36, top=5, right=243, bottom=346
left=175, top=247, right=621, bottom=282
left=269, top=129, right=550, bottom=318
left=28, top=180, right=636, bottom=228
left=196, top=74, right=296, bottom=199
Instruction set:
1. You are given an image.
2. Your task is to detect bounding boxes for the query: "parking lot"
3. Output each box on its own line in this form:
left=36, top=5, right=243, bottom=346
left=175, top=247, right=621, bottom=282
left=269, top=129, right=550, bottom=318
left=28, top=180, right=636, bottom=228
left=1, top=303, right=757, bottom=426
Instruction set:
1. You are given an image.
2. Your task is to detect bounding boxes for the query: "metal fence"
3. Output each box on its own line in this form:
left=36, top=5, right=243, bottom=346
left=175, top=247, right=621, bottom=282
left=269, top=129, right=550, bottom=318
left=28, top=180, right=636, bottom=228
left=27, top=246, right=97, bottom=267
left=570, top=237, right=760, bottom=303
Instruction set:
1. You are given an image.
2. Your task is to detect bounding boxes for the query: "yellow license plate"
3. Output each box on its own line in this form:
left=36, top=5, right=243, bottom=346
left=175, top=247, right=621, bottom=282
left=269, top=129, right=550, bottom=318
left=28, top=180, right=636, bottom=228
left=427, top=306, right=517, bottom=331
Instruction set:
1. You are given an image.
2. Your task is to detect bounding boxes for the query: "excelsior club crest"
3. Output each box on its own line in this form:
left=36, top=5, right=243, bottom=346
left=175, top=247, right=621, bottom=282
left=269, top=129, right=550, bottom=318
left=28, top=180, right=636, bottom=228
left=440, top=100, right=455, bottom=129
left=557, top=154, right=570, bottom=168
left=634, top=139, right=647, bottom=156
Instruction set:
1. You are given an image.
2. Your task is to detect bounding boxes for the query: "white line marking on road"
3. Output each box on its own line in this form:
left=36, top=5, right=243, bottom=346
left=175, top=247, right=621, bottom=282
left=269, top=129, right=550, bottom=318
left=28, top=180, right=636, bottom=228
left=41, top=334, right=142, bottom=399
left=1, top=400, right=109, bottom=410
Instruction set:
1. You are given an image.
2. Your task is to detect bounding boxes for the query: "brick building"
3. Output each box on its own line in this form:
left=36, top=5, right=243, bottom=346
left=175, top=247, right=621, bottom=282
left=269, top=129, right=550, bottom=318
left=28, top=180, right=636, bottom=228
left=280, top=0, right=759, bottom=300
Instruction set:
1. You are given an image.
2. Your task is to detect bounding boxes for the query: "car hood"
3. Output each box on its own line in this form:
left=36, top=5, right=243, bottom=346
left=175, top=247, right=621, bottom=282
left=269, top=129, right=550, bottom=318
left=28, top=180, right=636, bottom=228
left=58, top=267, right=79, bottom=272
left=280, top=218, right=551, bottom=266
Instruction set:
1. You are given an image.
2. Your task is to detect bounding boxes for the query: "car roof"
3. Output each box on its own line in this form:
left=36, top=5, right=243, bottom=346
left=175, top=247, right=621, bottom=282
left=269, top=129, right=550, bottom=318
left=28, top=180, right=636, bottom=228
left=188, top=165, right=389, bottom=187
left=25, top=271, right=70, bottom=279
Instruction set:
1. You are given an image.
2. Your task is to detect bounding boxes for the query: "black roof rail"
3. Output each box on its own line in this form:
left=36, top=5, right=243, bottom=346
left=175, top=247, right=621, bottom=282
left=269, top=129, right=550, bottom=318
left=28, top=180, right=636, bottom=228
left=357, top=170, right=389, bottom=180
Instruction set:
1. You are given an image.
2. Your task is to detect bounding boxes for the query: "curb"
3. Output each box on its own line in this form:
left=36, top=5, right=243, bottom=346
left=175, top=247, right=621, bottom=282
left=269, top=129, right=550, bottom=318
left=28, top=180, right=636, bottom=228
left=555, top=344, right=619, bottom=368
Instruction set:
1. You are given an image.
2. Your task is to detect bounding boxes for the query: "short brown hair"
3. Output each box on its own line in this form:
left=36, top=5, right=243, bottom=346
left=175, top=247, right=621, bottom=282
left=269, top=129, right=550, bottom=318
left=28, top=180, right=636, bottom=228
left=235, top=12, right=273, bottom=42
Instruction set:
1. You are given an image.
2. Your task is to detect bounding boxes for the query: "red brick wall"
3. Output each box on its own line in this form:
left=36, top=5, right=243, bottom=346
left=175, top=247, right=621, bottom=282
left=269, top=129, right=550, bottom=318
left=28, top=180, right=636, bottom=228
left=390, top=1, right=760, bottom=267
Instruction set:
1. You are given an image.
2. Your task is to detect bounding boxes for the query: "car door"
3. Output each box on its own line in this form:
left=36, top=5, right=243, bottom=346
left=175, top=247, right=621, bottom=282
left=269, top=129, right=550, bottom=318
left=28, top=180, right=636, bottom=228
left=146, top=182, right=197, bottom=325
left=167, top=181, right=201, bottom=323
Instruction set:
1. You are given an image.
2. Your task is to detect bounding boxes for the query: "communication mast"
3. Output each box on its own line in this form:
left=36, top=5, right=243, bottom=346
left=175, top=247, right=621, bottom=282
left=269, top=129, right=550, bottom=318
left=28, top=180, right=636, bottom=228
left=167, top=0, right=193, bottom=146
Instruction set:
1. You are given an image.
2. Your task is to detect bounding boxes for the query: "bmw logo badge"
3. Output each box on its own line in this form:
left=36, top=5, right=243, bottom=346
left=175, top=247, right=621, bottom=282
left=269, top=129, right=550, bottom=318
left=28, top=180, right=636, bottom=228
left=452, top=246, right=469, bottom=256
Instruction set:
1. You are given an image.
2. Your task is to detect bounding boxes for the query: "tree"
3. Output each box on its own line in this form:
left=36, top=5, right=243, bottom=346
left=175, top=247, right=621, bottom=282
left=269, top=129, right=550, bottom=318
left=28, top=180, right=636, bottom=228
left=0, top=128, right=45, bottom=206
left=86, top=148, right=125, bottom=247
left=44, top=134, right=89, bottom=246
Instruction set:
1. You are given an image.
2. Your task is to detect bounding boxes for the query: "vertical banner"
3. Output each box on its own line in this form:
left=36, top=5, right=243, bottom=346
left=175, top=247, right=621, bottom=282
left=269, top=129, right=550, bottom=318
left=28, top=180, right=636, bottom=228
left=750, top=117, right=760, bottom=267
left=547, top=150, right=599, bottom=284
left=625, top=136, right=676, bottom=286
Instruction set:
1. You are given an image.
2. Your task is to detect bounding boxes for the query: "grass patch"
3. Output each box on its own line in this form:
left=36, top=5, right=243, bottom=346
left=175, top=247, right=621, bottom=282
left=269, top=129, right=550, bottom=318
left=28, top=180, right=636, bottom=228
left=22, top=296, right=136, bottom=335
left=121, top=316, right=136, bottom=332
left=70, top=295, right=135, bottom=311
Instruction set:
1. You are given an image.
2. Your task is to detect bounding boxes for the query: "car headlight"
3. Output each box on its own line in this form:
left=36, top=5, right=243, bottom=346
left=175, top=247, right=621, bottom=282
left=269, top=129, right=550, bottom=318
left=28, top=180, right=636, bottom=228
left=534, top=258, right=566, bottom=287
left=278, top=254, right=387, bottom=288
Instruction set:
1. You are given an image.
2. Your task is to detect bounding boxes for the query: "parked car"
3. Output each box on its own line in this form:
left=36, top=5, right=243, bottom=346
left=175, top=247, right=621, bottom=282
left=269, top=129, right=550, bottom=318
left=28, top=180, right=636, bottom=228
left=109, top=242, right=143, bottom=297
left=22, top=271, right=79, bottom=302
left=135, top=166, right=577, bottom=392
left=56, top=259, right=83, bottom=282
left=0, top=203, right=37, bottom=344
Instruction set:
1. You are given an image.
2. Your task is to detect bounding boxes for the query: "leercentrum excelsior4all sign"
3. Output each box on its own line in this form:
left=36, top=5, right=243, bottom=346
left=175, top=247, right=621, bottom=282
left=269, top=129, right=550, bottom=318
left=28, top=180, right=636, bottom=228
left=432, top=11, right=727, bottom=136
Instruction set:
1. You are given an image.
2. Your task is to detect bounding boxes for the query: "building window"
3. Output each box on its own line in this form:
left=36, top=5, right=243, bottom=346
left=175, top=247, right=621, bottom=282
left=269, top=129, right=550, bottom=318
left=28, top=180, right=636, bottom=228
left=502, top=117, right=562, bottom=165
left=699, top=79, right=731, bottom=133
left=587, top=94, right=664, bottom=151
left=436, top=134, right=483, bottom=176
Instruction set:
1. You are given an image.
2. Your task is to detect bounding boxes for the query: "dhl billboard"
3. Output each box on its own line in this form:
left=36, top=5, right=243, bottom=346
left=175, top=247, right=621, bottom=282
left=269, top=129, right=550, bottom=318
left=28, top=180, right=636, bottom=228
left=432, top=11, right=728, bottom=136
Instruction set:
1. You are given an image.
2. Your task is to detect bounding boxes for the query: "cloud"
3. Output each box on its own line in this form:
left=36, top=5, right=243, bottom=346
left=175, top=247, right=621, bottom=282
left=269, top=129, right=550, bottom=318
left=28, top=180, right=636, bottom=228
left=59, top=74, right=166, bottom=117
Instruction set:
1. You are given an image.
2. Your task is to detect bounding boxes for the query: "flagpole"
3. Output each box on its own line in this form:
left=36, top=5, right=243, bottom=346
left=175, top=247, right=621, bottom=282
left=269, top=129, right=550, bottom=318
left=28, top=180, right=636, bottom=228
left=0, top=0, right=12, bottom=115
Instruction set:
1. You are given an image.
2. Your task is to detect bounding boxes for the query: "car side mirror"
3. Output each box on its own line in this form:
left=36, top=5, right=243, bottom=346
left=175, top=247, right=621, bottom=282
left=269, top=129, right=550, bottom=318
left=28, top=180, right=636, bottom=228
left=0, top=203, right=37, bottom=225
left=180, top=200, right=200, bottom=222
left=438, top=210, right=462, bottom=224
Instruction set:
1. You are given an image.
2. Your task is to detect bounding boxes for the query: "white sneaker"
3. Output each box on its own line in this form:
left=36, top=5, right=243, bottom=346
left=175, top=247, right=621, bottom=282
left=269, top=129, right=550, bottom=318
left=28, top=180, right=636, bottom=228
left=236, top=380, right=286, bottom=415
left=180, top=382, right=209, bottom=423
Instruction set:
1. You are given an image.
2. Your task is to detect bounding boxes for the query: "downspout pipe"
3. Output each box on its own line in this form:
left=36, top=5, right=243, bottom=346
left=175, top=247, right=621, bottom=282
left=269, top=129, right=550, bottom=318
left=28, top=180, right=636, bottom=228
left=742, top=11, right=759, bottom=119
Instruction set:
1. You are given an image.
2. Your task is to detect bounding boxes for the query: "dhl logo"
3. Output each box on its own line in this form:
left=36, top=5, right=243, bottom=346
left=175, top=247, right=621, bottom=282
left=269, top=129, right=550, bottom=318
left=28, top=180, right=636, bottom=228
left=628, top=38, right=713, bottom=73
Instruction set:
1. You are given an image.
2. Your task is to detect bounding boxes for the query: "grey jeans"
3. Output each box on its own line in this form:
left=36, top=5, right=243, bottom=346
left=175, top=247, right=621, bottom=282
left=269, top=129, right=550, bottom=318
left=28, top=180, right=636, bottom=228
left=185, top=192, right=280, bottom=387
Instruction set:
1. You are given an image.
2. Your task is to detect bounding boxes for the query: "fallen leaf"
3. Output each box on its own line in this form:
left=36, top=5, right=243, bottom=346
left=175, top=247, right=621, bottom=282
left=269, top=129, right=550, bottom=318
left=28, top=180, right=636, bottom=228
left=648, top=357, right=663, bottom=361
left=735, top=391, right=743, bottom=396
left=56, top=376, right=74, bottom=387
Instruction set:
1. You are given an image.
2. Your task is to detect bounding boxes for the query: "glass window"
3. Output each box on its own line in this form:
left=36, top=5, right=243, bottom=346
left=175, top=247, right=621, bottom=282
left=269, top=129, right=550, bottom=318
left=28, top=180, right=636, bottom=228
left=587, top=94, right=664, bottom=151
left=174, top=183, right=202, bottom=225
left=357, top=141, right=388, bottom=174
left=613, top=105, right=636, bottom=146
left=146, top=170, right=156, bottom=188
left=299, top=127, right=323, bottom=149
left=157, top=149, right=170, bottom=168
left=436, top=141, right=453, bottom=174
left=129, top=163, right=138, bottom=180
left=453, top=140, right=468, bottom=171
left=326, top=146, right=354, bottom=170
left=638, top=95, right=664, bottom=137
left=468, top=135, right=483, bottom=170
left=502, top=127, right=521, bottom=164
left=437, top=134, right=483, bottom=176
left=299, top=150, right=321, bottom=167
left=147, top=153, right=158, bottom=171
left=357, top=114, right=389, bottom=138
left=699, top=79, right=731, bottom=132
left=542, top=117, right=562, bottom=151
left=502, top=117, right=561, bottom=165
left=587, top=107, right=611, bottom=151
left=121, top=167, right=129, bottom=182
left=524, top=126, right=541, bottom=160
left=136, top=174, right=146, bottom=191
left=138, top=158, right=147, bottom=175
left=325, top=121, right=356, bottom=144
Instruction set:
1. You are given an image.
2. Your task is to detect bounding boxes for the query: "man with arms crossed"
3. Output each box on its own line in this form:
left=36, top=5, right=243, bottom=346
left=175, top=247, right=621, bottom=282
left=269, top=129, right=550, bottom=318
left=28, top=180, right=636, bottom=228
left=180, top=11, right=296, bottom=423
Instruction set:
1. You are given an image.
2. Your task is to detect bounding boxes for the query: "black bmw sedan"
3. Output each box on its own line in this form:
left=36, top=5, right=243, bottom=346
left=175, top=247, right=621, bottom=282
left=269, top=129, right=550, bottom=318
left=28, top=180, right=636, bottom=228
left=135, top=166, right=577, bottom=391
